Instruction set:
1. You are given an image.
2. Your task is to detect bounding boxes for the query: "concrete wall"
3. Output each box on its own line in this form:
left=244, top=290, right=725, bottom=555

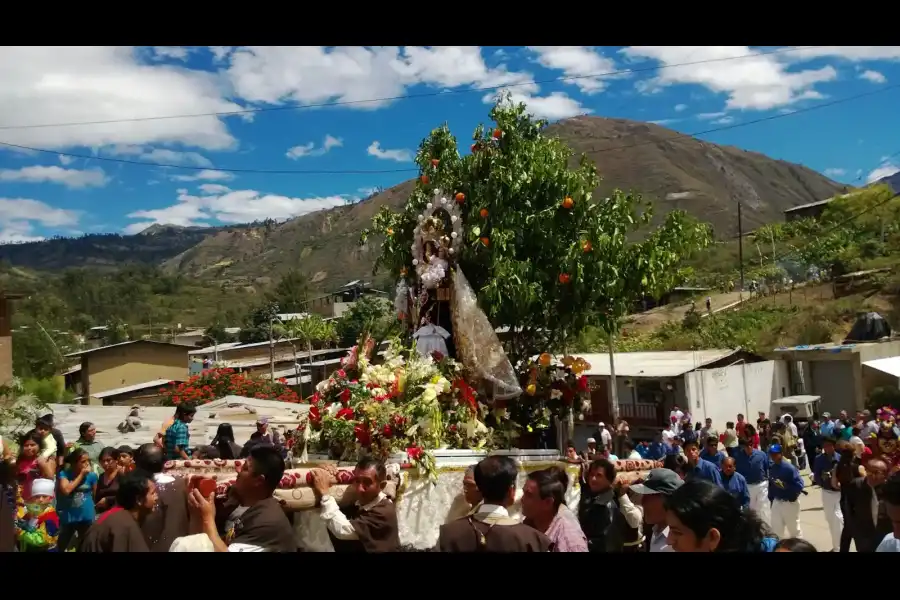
left=862, top=367, right=899, bottom=397
left=809, top=361, right=855, bottom=416
left=84, top=343, right=189, bottom=396
left=685, top=360, right=790, bottom=427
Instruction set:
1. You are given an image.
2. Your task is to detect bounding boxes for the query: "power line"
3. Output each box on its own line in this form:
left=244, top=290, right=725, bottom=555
left=0, top=46, right=826, bottom=131
left=1, top=83, right=897, bottom=177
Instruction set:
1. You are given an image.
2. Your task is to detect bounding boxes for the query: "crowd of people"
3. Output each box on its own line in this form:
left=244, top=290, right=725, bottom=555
left=1, top=403, right=899, bottom=553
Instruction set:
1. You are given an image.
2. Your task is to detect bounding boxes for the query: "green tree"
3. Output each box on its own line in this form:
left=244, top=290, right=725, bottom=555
left=334, top=296, right=398, bottom=348
left=267, top=269, right=310, bottom=313
left=275, top=314, right=337, bottom=399
left=12, top=328, right=65, bottom=379
left=239, top=303, right=280, bottom=344
left=102, top=317, right=130, bottom=345
left=362, top=96, right=711, bottom=363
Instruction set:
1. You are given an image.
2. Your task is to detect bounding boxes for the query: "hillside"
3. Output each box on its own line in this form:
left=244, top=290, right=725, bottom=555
left=0, top=117, right=846, bottom=290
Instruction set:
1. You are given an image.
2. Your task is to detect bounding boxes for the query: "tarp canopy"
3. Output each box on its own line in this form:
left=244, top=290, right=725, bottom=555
left=844, top=312, right=892, bottom=343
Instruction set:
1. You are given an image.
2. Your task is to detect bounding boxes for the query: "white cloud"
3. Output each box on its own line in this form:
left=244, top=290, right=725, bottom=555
left=824, top=168, right=846, bottom=177
left=620, top=46, right=837, bottom=110
left=0, top=47, right=243, bottom=150
left=649, top=119, right=679, bottom=126
left=0, top=197, right=80, bottom=242
left=208, top=47, right=233, bottom=62
left=225, top=46, right=582, bottom=119
left=171, top=169, right=234, bottom=182
left=713, top=116, right=735, bottom=125
left=286, top=134, right=343, bottom=159
left=860, top=70, right=887, bottom=84
left=150, top=46, right=192, bottom=61
left=367, top=141, right=413, bottom=162
left=867, top=164, right=898, bottom=184
left=58, top=154, right=74, bottom=165
left=674, top=103, right=688, bottom=112
left=696, top=111, right=728, bottom=120
left=497, top=91, right=588, bottom=120
left=198, top=183, right=231, bottom=194
left=782, top=46, right=900, bottom=62
left=0, top=165, right=108, bottom=188
left=124, top=188, right=352, bottom=233
left=107, top=145, right=213, bottom=167
left=527, top=47, right=617, bottom=94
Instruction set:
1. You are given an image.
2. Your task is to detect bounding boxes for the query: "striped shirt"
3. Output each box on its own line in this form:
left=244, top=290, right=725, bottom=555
left=545, top=505, right=588, bottom=552
left=164, top=419, right=190, bottom=460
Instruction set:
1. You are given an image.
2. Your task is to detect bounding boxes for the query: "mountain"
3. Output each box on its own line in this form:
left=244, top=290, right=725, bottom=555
left=0, top=117, right=846, bottom=290
left=875, top=170, right=900, bottom=194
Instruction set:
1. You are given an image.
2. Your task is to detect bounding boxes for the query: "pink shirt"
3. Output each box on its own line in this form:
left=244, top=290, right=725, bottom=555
left=545, top=505, right=588, bottom=553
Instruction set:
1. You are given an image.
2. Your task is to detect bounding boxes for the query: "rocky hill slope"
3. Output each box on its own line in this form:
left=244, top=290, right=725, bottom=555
left=0, top=117, right=846, bottom=291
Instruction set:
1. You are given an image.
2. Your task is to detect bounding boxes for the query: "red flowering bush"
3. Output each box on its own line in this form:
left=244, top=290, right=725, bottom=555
left=159, top=368, right=300, bottom=407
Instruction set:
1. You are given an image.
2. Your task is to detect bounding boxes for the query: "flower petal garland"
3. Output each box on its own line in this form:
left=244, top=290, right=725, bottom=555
left=301, top=341, right=499, bottom=482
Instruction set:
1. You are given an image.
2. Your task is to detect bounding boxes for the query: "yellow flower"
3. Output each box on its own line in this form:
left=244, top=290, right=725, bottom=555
left=526, top=383, right=537, bottom=396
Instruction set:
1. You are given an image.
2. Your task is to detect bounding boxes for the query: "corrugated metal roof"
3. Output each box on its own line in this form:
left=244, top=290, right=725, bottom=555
left=65, top=339, right=188, bottom=358
left=577, top=349, right=739, bottom=378
left=87, top=379, right=177, bottom=399
left=863, top=356, right=900, bottom=378
left=188, top=342, right=242, bottom=356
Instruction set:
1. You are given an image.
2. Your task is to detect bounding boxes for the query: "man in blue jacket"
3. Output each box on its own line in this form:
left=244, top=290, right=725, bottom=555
left=734, top=439, right=771, bottom=527
left=721, top=457, right=750, bottom=510
left=699, top=436, right=725, bottom=469
left=768, top=443, right=804, bottom=539
left=812, top=436, right=843, bottom=552
left=682, top=438, right=723, bottom=487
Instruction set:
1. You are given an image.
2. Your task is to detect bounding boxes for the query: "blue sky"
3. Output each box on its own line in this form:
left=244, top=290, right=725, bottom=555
left=0, top=45, right=898, bottom=242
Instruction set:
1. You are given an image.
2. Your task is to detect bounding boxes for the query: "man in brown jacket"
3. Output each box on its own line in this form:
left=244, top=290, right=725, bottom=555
left=134, top=443, right=191, bottom=551
left=437, top=455, right=551, bottom=552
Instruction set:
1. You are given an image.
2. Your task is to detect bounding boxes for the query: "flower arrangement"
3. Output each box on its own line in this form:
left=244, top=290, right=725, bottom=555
left=158, top=368, right=300, bottom=407
left=510, top=353, right=593, bottom=431
left=301, top=340, right=498, bottom=481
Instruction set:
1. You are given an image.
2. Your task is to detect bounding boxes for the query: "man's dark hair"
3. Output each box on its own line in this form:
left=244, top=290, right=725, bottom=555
left=117, top=445, right=133, bottom=456
left=35, top=417, right=52, bottom=430
left=175, top=404, right=197, bottom=419
left=682, top=438, right=699, bottom=449
left=706, top=437, right=718, bottom=446
left=744, top=424, right=756, bottom=437
left=527, top=468, right=566, bottom=511
left=40, top=413, right=54, bottom=426
left=99, top=446, right=120, bottom=461
left=545, top=465, right=569, bottom=491
left=884, top=472, right=900, bottom=506
left=622, top=439, right=635, bottom=453
left=473, top=456, right=518, bottom=504
left=116, top=471, right=154, bottom=510
left=822, top=435, right=837, bottom=446
left=738, top=437, right=750, bottom=448
left=726, top=421, right=735, bottom=429
left=248, top=445, right=285, bottom=494
left=851, top=426, right=861, bottom=437
left=78, top=422, right=94, bottom=437
left=134, top=443, right=164, bottom=474
left=737, top=414, right=744, bottom=419
left=356, top=456, right=387, bottom=482
left=587, top=458, right=616, bottom=483
left=775, top=538, right=817, bottom=552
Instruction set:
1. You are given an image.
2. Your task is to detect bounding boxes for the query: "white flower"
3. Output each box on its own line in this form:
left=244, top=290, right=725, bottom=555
left=426, top=202, right=433, bottom=209
left=412, top=259, right=419, bottom=266
left=450, top=231, right=457, bottom=239
left=326, top=403, right=341, bottom=417
left=434, top=188, right=442, bottom=197
left=385, top=463, right=401, bottom=478
left=418, top=214, right=424, bottom=221
left=421, top=387, right=438, bottom=402
left=440, top=197, right=448, bottom=205
left=450, top=215, right=458, bottom=223
left=550, top=389, right=563, bottom=400
left=550, top=369, right=566, bottom=382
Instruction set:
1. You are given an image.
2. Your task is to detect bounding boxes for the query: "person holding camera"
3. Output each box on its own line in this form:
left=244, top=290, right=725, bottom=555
left=813, top=436, right=843, bottom=552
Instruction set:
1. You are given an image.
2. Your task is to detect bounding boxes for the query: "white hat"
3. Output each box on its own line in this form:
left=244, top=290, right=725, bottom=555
left=597, top=422, right=606, bottom=427
left=30, top=479, right=55, bottom=499
left=586, top=438, right=597, bottom=444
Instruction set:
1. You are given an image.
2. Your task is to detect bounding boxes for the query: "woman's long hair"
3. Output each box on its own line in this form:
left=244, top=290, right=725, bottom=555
left=17, top=432, right=43, bottom=461
left=664, top=479, right=771, bottom=552
left=211, top=424, right=237, bottom=459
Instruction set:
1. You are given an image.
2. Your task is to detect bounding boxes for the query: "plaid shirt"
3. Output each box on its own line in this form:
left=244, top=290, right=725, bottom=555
left=546, top=505, right=588, bottom=552
left=164, top=419, right=190, bottom=460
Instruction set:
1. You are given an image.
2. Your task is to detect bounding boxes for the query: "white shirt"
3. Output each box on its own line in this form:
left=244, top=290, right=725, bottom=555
left=649, top=525, right=673, bottom=552
left=320, top=491, right=388, bottom=541
left=599, top=429, right=612, bottom=448
left=670, top=410, right=684, bottom=423
left=627, top=450, right=643, bottom=460
left=876, top=533, right=900, bottom=552
left=662, top=429, right=676, bottom=443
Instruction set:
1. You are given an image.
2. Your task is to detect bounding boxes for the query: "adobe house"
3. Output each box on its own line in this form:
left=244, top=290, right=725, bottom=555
left=0, top=291, right=24, bottom=388
left=65, top=340, right=190, bottom=405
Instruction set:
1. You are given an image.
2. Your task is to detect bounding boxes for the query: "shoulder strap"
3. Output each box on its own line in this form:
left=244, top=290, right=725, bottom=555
left=467, top=516, right=495, bottom=552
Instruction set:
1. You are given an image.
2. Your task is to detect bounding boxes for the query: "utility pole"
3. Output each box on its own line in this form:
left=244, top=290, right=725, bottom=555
left=737, top=202, right=745, bottom=300
left=268, top=316, right=275, bottom=380
left=607, top=331, right=619, bottom=425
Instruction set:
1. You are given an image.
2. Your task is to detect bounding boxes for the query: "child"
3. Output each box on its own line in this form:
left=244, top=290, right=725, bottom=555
left=16, top=478, right=59, bottom=552
left=117, top=446, right=135, bottom=473
left=774, top=538, right=817, bottom=552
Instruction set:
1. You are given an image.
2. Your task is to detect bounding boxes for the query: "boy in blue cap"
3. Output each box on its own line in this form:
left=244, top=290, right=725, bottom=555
left=768, top=443, right=804, bottom=539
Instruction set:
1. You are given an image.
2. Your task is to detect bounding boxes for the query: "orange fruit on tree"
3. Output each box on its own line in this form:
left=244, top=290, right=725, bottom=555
left=470, top=143, right=478, bottom=153
left=561, top=196, right=574, bottom=209
left=539, top=352, right=552, bottom=367
left=431, top=158, right=439, bottom=167
left=479, top=208, right=489, bottom=218
left=480, top=237, right=490, bottom=247
left=559, top=273, right=571, bottom=284
left=455, top=192, right=466, bottom=203
left=492, top=128, right=502, bottom=139
left=386, top=228, right=394, bottom=236
left=420, top=175, right=429, bottom=185
left=582, top=240, right=593, bottom=253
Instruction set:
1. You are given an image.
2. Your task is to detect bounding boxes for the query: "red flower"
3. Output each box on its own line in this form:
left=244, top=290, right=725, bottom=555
left=336, top=408, right=354, bottom=420
left=562, top=388, right=575, bottom=405
left=453, top=377, right=477, bottom=412
left=336, top=369, right=347, bottom=379
left=407, top=446, right=423, bottom=461
left=309, top=405, right=321, bottom=424
left=576, top=375, right=589, bottom=393
left=381, top=425, right=394, bottom=438
left=340, top=388, right=351, bottom=405
left=431, top=350, right=445, bottom=362
left=354, top=425, right=372, bottom=447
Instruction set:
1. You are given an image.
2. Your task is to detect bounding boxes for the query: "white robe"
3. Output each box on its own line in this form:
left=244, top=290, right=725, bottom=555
left=413, top=324, right=451, bottom=357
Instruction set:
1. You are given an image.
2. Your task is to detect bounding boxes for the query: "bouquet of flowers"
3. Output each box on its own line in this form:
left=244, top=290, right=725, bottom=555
left=301, top=341, right=498, bottom=481
left=158, top=368, right=300, bottom=406
left=508, top=353, right=592, bottom=432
